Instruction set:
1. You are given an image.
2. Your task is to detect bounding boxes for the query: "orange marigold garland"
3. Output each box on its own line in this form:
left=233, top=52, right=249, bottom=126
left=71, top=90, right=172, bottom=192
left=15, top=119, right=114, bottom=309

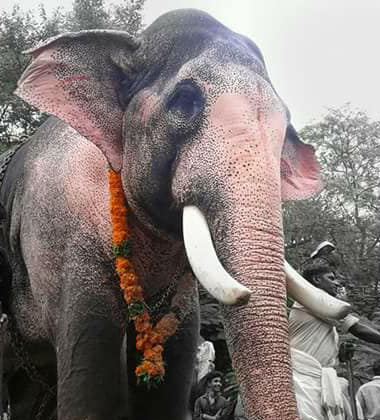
left=108, top=169, right=180, bottom=388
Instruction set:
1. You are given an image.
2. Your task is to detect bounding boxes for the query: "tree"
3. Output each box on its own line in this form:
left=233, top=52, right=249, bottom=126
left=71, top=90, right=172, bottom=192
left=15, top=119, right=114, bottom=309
left=65, top=0, right=145, bottom=32
left=0, top=0, right=145, bottom=150
left=0, top=6, right=59, bottom=150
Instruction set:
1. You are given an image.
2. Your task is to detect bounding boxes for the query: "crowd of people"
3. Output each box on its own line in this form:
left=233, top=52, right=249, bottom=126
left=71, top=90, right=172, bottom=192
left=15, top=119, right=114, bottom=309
left=192, top=241, right=380, bottom=420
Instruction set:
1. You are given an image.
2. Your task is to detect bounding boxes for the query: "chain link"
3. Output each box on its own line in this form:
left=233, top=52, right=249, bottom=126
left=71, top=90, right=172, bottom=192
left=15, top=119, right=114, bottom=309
left=0, top=144, right=24, bottom=187
left=146, top=280, right=177, bottom=317
left=8, top=318, right=55, bottom=420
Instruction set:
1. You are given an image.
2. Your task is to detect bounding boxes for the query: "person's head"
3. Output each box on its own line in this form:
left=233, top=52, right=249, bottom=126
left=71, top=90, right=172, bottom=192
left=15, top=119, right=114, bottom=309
left=373, top=359, right=380, bottom=376
left=203, top=370, right=223, bottom=393
left=302, top=264, right=339, bottom=297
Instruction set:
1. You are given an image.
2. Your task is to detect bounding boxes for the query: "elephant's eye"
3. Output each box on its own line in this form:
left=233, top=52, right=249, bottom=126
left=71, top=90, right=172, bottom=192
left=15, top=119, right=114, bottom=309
left=168, top=81, right=204, bottom=120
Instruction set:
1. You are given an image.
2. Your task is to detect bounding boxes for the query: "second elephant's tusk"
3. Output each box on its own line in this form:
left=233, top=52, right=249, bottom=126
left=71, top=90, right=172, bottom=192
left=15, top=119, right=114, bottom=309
left=183, top=205, right=252, bottom=306
left=284, top=260, right=351, bottom=319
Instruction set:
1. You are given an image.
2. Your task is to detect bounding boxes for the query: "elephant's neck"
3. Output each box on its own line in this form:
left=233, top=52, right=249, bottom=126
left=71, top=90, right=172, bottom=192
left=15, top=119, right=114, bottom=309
left=127, top=213, right=187, bottom=299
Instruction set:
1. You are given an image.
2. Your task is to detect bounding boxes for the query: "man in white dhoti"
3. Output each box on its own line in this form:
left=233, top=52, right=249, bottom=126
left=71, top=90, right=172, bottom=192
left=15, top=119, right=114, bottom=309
left=289, top=250, right=380, bottom=420
left=356, top=359, right=380, bottom=420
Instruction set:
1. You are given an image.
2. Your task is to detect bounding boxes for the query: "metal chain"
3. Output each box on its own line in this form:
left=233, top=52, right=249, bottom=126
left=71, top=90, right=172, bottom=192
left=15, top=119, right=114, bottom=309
left=8, top=318, right=55, bottom=420
left=35, top=386, right=56, bottom=420
left=0, top=143, right=24, bottom=186
left=146, top=280, right=177, bottom=317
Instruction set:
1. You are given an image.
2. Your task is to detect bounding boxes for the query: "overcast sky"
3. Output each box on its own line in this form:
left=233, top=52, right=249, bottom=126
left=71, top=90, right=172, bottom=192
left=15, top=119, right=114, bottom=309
left=2, top=0, right=380, bottom=128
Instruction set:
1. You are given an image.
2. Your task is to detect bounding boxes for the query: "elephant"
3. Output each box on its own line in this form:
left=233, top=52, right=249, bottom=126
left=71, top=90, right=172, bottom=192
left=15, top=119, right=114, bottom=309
left=0, top=8, right=349, bottom=420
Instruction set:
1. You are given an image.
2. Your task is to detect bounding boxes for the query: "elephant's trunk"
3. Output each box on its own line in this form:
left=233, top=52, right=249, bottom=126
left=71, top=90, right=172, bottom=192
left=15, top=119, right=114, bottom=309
left=205, top=92, right=297, bottom=418
left=175, top=90, right=300, bottom=418
left=215, top=209, right=298, bottom=420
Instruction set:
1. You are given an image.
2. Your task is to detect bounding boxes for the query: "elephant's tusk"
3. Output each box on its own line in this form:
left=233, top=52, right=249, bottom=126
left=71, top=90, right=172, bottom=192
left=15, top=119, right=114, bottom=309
left=284, top=260, right=352, bottom=319
left=183, top=205, right=252, bottom=306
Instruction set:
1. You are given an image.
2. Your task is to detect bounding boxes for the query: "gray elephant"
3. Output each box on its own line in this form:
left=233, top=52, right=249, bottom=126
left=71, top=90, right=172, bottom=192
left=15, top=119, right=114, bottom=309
left=0, top=8, right=340, bottom=420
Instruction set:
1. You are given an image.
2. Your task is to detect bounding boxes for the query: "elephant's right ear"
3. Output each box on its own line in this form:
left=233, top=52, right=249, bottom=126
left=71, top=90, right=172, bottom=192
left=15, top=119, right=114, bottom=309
left=16, top=30, right=140, bottom=171
left=280, top=124, right=323, bottom=201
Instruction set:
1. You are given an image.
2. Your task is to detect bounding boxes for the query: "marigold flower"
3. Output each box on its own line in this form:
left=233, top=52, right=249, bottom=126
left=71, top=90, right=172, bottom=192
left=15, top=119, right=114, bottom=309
left=123, top=286, right=144, bottom=303
left=113, top=231, right=128, bottom=245
left=154, top=313, right=180, bottom=342
left=144, top=346, right=163, bottom=362
left=136, top=333, right=150, bottom=351
left=108, top=168, right=180, bottom=388
left=135, top=313, right=152, bottom=333
left=136, top=360, right=164, bottom=377
left=152, top=345, right=164, bottom=354
left=120, top=272, right=138, bottom=288
left=148, top=331, right=163, bottom=345
left=136, top=312, right=150, bottom=323
left=115, top=257, right=133, bottom=274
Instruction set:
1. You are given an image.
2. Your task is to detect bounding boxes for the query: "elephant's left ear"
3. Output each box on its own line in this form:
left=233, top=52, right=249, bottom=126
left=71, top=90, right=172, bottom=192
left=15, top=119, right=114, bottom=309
left=280, top=124, right=322, bottom=201
left=16, top=30, right=140, bottom=171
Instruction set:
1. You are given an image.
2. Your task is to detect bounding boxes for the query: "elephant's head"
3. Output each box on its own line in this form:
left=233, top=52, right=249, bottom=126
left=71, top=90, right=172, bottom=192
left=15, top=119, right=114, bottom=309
left=16, top=9, right=329, bottom=419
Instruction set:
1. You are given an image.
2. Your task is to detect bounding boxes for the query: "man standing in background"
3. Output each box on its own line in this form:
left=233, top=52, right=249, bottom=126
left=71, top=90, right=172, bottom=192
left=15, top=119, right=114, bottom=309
left=289, top=241, right=380, bottom=420
left=356, top=359, right=380, bottom=420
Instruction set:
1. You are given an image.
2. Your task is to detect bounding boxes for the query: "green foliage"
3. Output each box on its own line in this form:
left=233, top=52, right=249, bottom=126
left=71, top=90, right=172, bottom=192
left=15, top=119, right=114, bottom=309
left=108, top=0, right=145, bottom=33
left=64, top=0, right=145, bottom=32
left=223, top=370, right=239, bottom=401
left=0, top=6, right=52, bottom=148
left=66, top=0, right=110, bottom=30
left=113, top=240, right=132, bottom=257
left=0, top=0, right=145, bottom=150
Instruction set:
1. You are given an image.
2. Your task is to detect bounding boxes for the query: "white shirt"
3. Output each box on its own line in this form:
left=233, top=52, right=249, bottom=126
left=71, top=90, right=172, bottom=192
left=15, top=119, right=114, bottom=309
left=356, top=376, right=380, bottom=420
left=289, top=302, right=359, bottom=367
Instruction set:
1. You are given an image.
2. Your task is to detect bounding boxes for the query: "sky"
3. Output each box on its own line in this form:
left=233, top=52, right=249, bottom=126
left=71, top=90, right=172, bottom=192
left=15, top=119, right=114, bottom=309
left=1, top=0, right=380, bottom=129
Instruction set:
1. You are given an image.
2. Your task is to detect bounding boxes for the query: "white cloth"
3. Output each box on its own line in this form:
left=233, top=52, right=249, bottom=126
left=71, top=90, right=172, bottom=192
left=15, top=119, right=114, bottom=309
left=339, top=377, right=353, bottom=420
left=196, top=340, right=216, bottom=382
left=289, top=303, right=359, bottom=367
left=356, top=376, right=380, bottom=420
left=234, top=394, right=246, bottom=419
left=289, top=303, right=359, bottom=420
left=291, top=348, right=345, bottom=420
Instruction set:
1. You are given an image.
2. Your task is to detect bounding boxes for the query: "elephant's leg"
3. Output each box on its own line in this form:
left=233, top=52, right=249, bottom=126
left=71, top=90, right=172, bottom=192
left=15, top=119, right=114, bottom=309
left=8, top=368, right=56, bottom=420
left=56, top=290, right=125, bottom=420
left=127, top=310, right=199, bottom=420
left=6, top=337, right=57, bottom=420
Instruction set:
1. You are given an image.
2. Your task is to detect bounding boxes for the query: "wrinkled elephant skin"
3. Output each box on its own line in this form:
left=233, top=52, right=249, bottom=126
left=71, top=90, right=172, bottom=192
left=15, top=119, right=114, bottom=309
left=1, top=9, right=322, bottom=420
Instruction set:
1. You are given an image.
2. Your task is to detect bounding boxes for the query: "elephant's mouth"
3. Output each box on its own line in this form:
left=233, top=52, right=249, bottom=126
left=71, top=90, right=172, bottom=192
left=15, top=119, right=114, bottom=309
left=182, top=205, right=351, bottom=318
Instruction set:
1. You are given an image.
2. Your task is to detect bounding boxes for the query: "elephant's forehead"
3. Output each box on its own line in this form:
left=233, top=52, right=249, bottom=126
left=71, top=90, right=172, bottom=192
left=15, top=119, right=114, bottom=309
left=143, top=8, right=264, bottom=63
left=155, top=41, right=265, bottom=81
left=138, top=11, right=268, bottom=85
left=176, top=56, right=268, bottom=96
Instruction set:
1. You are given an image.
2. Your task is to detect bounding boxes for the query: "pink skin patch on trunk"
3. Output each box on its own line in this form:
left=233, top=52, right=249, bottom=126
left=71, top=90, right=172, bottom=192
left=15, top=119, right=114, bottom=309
left=210, top=92, right=287, bottom=182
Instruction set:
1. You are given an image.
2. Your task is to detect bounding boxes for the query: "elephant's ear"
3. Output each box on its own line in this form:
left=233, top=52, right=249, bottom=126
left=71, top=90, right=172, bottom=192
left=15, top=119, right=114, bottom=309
left=280, top=124, right=322, bottom=201
left=16, top=30, right=140, bottom=171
